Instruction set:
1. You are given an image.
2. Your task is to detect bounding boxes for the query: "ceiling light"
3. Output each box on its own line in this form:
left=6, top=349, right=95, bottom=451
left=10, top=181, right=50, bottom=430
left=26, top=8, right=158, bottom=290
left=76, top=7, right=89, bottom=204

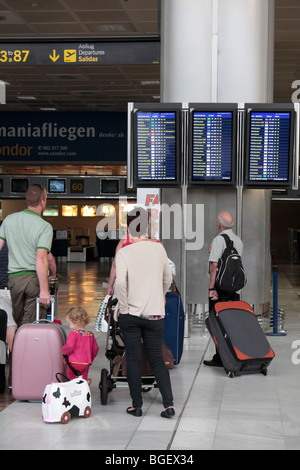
left=97, top=25, right=125, bottom=32
left=140, top=80, right=160, bottom=85
left=70, top=90, right=104, bottom=96
left=40, top=108, right=57, bottom=111
left=58, top=75, right=77, bottom=80
left=17, top=96, right=36, bottom=100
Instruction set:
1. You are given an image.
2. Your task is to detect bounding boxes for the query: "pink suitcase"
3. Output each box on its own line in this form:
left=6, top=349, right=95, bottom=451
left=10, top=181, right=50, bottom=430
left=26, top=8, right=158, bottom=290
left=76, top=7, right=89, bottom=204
left=12, top=297, right=66, bottom=401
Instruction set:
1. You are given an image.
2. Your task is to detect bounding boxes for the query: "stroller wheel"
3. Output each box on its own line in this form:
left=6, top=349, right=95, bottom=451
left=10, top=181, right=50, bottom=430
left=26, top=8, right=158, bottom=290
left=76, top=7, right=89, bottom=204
left=100, top=368, right=109, bottom=405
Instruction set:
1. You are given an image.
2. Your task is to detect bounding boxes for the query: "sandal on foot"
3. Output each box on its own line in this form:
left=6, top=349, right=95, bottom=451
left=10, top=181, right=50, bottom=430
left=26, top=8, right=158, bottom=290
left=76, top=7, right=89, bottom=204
left=161, top=407, right=175, bottom=418
left=126, top=407, right=142, bottom=417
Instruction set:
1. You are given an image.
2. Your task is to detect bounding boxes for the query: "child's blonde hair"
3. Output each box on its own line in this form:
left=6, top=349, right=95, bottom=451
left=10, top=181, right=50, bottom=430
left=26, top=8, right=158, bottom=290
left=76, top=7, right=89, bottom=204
left=66, top=306, right=89, bottom=326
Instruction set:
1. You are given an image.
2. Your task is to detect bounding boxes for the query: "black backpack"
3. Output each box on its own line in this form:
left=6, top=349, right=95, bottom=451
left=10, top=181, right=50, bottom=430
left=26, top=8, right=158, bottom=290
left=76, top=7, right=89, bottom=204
left=215, top=234, right=247, bottom=294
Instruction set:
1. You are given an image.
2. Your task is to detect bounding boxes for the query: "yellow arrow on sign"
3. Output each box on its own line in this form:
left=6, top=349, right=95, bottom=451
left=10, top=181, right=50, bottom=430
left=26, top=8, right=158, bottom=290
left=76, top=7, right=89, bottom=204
left=49, top=50, right=59, bottom=62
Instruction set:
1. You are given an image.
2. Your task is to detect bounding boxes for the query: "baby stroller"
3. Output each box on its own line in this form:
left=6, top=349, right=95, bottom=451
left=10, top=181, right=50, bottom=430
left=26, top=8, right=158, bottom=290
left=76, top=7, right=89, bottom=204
left=99, top=297, right=174, bottom=405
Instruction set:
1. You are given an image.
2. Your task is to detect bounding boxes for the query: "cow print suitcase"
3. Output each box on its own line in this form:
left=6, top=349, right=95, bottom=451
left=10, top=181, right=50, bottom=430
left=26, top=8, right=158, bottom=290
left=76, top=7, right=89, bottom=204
left=42, top=377, right=92, bottom=424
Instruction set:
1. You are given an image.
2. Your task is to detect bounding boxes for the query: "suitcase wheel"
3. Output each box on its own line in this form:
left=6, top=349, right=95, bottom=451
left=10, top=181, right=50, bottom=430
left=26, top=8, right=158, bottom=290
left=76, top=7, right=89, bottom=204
left=61, top=411, right=71, bottom=424
left=84, top=406, right=91, bottom=418
left=227, top=368, right=268, bottom=378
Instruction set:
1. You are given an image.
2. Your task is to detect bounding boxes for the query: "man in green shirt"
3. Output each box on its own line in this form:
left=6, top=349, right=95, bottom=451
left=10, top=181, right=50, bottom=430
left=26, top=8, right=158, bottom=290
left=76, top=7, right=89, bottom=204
left=0, top=184, right=55, bottom=326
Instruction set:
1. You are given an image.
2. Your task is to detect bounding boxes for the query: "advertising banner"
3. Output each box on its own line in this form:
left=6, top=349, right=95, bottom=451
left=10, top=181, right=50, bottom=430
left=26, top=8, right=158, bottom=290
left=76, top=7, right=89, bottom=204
left=0, top=112, right=127, bottom=163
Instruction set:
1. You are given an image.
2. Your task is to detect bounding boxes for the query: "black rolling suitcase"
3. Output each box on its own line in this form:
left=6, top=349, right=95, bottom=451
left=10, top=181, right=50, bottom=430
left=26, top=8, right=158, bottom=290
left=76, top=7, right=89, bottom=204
left=0, top=309, right=7, bottom=393
left=205, top=301, right=275, bottom=378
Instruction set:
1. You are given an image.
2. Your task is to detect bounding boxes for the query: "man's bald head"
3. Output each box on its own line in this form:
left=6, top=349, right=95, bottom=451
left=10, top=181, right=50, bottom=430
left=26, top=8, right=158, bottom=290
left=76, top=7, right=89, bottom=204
left=217, top=211, right=233, bottom=230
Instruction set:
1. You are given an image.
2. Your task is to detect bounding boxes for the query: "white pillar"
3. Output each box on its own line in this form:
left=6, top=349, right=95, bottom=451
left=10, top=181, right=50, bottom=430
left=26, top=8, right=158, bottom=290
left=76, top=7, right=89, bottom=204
left=216, top=0, right=274, bottom=103
left=160, top=0, right=212, bottom=103
left=161, top=0, right=274, bottom=104
left=160, top=0, right=274, bottom=307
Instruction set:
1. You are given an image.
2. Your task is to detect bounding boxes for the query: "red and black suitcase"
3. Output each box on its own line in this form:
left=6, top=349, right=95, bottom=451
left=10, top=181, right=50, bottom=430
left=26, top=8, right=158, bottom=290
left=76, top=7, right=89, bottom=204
left=205, top=301, right=275, bottom=378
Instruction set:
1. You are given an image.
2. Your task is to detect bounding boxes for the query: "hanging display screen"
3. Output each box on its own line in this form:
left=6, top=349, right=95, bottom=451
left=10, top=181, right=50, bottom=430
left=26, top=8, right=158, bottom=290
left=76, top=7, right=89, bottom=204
left=10, top=178, right=29, bottom=193
left=188, top=104, right=237, bottom=187
left=244, top=104, right=295, bottom=188
left=48, top=178, right=66, bottom=193
left=101, top=179, right=119, bottom=194
left=132, top=104, right=181, bottom=187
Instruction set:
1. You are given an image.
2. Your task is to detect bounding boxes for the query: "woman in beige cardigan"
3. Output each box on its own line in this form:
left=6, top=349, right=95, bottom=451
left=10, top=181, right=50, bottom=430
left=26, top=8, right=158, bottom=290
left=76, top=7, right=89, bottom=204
left=115, top=207, right=175, bottom=418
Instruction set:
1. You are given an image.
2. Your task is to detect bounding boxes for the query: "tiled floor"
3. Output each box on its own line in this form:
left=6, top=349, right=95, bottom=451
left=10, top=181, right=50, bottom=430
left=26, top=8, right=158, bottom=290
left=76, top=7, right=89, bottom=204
left=0, top=259, right=300, bottom=451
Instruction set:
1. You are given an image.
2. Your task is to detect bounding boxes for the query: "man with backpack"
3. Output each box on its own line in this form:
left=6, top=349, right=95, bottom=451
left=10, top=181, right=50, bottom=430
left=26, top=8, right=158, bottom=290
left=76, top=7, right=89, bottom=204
left=204, top=211, right=245, bottom=367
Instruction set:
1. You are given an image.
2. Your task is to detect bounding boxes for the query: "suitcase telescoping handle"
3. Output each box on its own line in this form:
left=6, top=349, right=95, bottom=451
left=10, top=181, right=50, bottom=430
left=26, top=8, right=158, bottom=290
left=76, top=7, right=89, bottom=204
left=36, top=295, right=55, bottom=323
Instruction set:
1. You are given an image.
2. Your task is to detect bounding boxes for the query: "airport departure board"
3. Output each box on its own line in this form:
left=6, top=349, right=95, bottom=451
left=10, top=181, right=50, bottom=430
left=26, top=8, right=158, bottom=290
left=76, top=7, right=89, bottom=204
left=133, top=105, right=181, bottom=187
left=248, top=112, right=291, bottom=182
left=244, top=104, right=295, bottom=188
left=188, top=104, right=237, bottom=187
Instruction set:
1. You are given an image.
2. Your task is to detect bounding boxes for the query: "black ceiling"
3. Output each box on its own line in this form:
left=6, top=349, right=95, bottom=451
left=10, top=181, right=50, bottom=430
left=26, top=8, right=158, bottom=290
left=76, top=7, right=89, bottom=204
left=0, top=0, right=298, bottom=113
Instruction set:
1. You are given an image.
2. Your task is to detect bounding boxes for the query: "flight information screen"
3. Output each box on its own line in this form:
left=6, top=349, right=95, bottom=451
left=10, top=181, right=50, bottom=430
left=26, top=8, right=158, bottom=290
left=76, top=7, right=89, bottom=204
left=191, top=111, right=233, bottom=183
left=135, top=111, right=177, bottom=183
left=248, top=111, right=291, bottom=182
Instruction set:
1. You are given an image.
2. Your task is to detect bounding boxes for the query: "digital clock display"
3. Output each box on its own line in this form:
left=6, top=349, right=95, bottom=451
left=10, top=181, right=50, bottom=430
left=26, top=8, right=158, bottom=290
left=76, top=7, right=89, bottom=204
left=0, top=50, right=30, bottom=63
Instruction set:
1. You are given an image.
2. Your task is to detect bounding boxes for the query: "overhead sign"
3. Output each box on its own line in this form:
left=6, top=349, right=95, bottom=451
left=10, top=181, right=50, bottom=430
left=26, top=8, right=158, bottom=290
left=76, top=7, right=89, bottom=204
left=0, top=112, right=127, bottom=163
left=0, top=41, right=159, bottom=66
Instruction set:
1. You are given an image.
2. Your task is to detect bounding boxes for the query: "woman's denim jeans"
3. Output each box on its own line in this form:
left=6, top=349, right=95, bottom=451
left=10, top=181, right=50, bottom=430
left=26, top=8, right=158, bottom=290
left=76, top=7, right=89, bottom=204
left=118, top=313, right=174, bottom=409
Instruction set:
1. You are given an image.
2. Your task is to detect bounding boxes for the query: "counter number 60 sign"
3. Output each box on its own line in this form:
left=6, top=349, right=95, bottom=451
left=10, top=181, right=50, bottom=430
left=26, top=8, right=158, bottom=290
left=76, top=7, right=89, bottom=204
left=70, top=179, right=84, bottom=193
